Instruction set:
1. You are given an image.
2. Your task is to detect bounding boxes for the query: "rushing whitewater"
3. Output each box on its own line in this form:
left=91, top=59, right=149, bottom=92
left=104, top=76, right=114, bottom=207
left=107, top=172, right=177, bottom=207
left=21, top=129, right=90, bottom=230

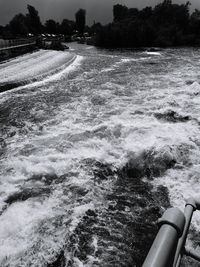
left=0, top=44, right=200, bottom=266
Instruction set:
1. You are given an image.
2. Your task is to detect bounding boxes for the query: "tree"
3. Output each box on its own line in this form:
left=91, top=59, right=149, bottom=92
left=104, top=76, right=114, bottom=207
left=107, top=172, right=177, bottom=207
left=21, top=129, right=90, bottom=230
left=139, top=7, right=153, bottom=20
left=90, top=22, right=102, bottom=35
left=128, top=8, right=139, bottom=19
left=60, top=19, right=75, bottom=35
left=45, top=19, right=59, bottom=34
left=75, top=9, right=86, bottom=35
left=9, top=14, right=28, bottom=36
left=0, top=25, right=3, bottom=36
left=113, top=4, right=128, bottom=21
left=95, top=1, right=195, bottom=47
left=26, top=5, right=42, bottom=34
left=190, top=9, right=200, bottom=36
left=163, top=0, right=172, bottom=5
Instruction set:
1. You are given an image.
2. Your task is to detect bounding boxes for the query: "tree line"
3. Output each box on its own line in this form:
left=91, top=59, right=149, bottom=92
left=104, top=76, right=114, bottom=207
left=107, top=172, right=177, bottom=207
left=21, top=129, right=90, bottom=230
left=0, top=5, right=86, bottom=39
left=1, top=0, right=200, bottom=48
left=95, top=0, right=200, bottom=47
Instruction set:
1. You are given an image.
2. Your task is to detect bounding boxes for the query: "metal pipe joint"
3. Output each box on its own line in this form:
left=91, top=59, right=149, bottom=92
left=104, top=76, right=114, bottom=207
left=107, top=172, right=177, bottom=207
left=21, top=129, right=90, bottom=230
left=158, top=208, right=185, bottom=238
left=142, top=197, right=200, bottom=267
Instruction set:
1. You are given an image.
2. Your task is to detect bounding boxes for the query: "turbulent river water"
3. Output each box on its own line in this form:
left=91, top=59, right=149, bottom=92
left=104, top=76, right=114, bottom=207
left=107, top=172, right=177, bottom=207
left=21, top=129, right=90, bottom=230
left=1, top=43, right=200, bottom=266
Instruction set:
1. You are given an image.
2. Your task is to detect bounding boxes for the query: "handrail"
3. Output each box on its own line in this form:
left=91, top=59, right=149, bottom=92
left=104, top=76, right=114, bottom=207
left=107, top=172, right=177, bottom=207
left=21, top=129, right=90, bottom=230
left=142, top=198, right=200, bottom=267
left=173, top=198, right=197, bottom=267
left=0, top=38, right=36, bottom=50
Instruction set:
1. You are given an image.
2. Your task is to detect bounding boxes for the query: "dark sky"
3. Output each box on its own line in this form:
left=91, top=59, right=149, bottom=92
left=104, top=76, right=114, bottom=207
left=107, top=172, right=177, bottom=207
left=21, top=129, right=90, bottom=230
left=0, top=0, right=200, bottom=26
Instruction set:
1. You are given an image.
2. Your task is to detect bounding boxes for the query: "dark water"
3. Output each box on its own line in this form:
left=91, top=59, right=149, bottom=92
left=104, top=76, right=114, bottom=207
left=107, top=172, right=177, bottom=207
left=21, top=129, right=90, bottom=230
left=0, top=44, right=200, bottom=266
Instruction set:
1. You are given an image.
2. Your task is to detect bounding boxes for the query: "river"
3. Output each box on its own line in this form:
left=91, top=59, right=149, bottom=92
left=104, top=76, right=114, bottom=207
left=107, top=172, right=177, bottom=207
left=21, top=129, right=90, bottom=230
left=0, top=43, right=200, bottom=266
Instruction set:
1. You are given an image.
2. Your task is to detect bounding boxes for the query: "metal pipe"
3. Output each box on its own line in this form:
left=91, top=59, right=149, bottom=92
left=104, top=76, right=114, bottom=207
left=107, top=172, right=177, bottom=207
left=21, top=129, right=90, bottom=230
left=173, top=198, right=197, bottom=267
left=142, top=208, right=185, bottom=267
left=142, top=198, right=200, bottom=267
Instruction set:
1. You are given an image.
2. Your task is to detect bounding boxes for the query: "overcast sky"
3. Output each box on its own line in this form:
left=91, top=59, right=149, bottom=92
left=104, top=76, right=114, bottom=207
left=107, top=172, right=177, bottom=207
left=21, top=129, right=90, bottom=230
left=0, top=0, right=200, bottom=26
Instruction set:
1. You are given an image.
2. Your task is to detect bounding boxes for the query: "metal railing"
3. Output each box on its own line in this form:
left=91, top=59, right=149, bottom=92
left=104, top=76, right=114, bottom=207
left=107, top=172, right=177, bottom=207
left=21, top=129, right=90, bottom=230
left=0, top=38, right=36, bottom=50
left=142, top=198, right=200, bottom=267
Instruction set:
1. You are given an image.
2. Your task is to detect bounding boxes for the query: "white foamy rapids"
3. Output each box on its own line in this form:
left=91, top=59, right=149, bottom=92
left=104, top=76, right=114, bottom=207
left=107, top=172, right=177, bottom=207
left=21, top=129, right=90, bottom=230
left=0, top=50, right=46, bottom=70
left=0, top=54, right=83, bottom=105
left=100, top=67, right=115, bottom=73
left=85, top=46, right=94, bottom=50
left=1, top=45, right=200, bottom=264
left=19, top=54, right=83, bottom=89
left=144, top=51, right=162, bottom=56
left=111, top=56, right=150, bottom=69
left=187, top=81, right=200, bottom=95
left=0, top=50, right=75, bottom=84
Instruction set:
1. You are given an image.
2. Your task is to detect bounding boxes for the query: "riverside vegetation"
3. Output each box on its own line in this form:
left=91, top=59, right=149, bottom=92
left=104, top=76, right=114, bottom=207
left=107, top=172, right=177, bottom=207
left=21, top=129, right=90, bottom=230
left=1, top=0, right=200, bottom=49
left=95, top=0, right=200, bottom=48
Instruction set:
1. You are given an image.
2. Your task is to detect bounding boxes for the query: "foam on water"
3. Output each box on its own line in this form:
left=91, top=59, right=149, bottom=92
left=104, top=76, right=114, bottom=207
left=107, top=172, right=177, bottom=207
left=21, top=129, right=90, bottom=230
left=0, top=54, right=83, bottom=105
left=0, top=50, right=46, bottom=70
left=19, top=55, right=83, bottom=89
left=1, top=45, right=200, bottom=265
left=144, top=51, right=162, bottom=56
left=0, top=50, right=76, bottom=84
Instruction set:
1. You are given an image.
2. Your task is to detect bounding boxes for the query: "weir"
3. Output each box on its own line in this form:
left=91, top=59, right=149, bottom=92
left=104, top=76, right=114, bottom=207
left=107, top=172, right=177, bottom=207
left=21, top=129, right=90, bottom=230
left=142, top=198, right=200, bottom=267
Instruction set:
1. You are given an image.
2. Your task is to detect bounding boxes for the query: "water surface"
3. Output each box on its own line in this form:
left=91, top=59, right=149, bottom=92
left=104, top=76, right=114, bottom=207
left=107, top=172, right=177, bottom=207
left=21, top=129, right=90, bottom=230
left=0, top=44, right=200, bottom=266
